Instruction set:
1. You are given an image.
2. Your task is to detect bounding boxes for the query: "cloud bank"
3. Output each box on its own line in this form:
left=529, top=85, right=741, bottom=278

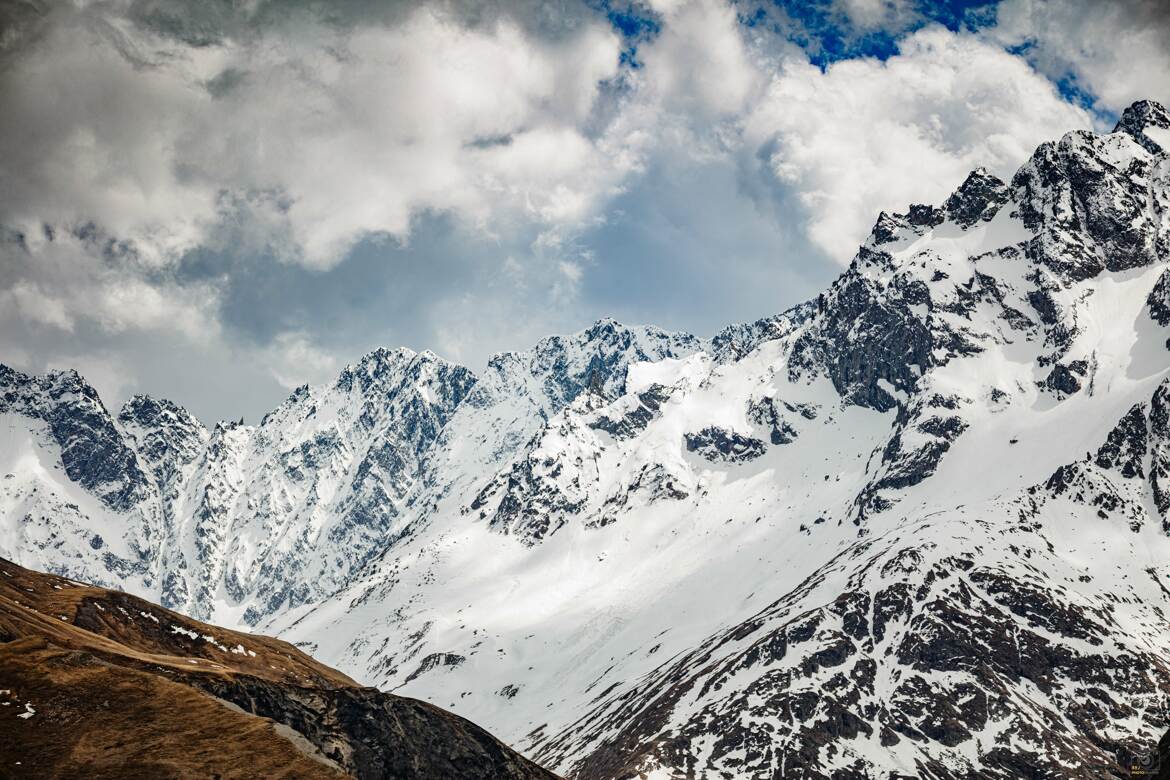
left=0, top=0, right=1165, bottom=421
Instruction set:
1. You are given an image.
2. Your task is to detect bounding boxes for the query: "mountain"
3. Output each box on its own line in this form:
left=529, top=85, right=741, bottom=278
left=0, top=555, right=559, bottom=779
left=2, top=99, right=1170, bottom=778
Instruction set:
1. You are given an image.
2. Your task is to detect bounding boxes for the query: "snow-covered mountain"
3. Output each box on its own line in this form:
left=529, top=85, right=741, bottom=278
left=4, top=100, right=1170, bottom=778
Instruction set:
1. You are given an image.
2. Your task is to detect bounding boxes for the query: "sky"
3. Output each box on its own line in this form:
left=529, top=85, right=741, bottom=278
left=2, top=0, right=1169, bottom=424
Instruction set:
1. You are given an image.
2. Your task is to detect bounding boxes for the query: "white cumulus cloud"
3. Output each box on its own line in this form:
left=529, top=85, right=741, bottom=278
left=741, top=25, right=1092, bottom=263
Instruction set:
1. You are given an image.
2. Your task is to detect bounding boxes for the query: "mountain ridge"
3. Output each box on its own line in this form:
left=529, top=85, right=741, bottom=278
left=3, top=99, right=1170, bottom=778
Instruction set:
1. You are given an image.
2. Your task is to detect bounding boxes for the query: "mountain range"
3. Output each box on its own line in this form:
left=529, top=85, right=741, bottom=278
left=4, top=99, right=1170, bottom=778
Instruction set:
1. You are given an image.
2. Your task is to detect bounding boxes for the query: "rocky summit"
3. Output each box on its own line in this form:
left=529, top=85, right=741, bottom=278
left=3, top=100, right=1170, bottom=778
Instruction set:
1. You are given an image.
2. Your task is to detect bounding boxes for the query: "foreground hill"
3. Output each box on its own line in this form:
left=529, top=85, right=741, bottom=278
left=0, top=556, right=557, bottom=780
left=3, top=101, right=1170, bottom=777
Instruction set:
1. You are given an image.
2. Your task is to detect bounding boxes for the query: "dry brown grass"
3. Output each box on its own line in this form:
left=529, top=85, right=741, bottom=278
left=0, top=557, right=354, bottom=779
left=0, top=638, right=345, bottom=779
left=0, top=557, right=560, bottom=780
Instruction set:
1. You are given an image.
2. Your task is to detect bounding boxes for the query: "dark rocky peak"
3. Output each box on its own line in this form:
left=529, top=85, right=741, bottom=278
left=564, top=320, right=698, bottom=401
left=710, top=301, right=816, bottom=363
left=789, top=261, right=935, bottom=413
left=43, top=367, right=87, bottom=394
left=207, top=418, right=248, bottom=446
left=790, top=110, right=1169, bottom=415
left=943, top=168, right=1009, bottom=227
left=866, top=202, right=948, bottom=248
left=486, top=319, right=699, bottom=408
left=0, top=364, right=93, bottom=404
left=335, top=346, right=422, bottom=393
left=334, top=346, right=477, bottom=421
left=1012, top=120, right=1166, bottom=282
left=905, top=203, right=945, bottom=228
left=1113, top=99, right=1170, bottom=154
left=0, top=364, right=150, bottom=511
left=788, top=211, right=954, bottom=413
left=257, top=383, right=312, bottom=429
left=118, top=395, right=208, bottom=488
left=0, top=362, right=37, bottom=398
left=581, top=317, right=627, bottom=343
left=119, top=394, right=205, bottom=437
left=868, top=211, right=905, bottom=245
left=577, top=318, right=700, bottom=366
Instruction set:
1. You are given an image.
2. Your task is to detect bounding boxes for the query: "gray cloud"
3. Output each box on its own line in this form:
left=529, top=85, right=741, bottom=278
left=990, top=0, right=1170, bottom=114
left=1, top=0, right=1165, bottom=424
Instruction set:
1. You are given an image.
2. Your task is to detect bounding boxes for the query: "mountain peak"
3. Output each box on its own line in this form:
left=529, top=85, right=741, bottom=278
left=1113, top=99, right=1170, bottom=153
left=943, top=167, right=1009, bottom=227
left=119, top=393, right=201, bottom=428
left=336, top=345, right=440, bottom=394
left=354, top=345, right=417, bottom=370
left=582, top=316, right=624, bottom=338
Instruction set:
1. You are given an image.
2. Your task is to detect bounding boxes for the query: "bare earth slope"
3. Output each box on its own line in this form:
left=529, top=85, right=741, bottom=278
left=0, top=556, right=559, bottom=780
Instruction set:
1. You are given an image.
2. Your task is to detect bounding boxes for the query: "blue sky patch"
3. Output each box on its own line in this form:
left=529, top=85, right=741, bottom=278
left=592, top=0, right=662, bottom=68
left=757, top=0, right=999, bottom=68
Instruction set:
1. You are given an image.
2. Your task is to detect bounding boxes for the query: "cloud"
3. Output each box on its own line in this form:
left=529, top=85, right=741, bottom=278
left=262, top=332, right=342, bottom=390
left=640, top=0, right=761, bottom=116
left=989, top=0, right=1170, bottom=114
left=740, top=24, right=1091, bottom=263
left=0, top=2, right=626, bottom=269
left=0, top=280, right=74, bottom=332
left=0, top=8, right=220, bottom=266
left=0, top=232, right=222, bottom=342
left=1, top=0, right=1158, bottom=425
left=0, top=230, right=246, bottom=421
left=836, top=0, right=916, bottom=31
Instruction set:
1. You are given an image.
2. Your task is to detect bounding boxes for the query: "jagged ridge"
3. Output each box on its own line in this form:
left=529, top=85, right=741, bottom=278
left=2, top=100, right=1170, bottom=779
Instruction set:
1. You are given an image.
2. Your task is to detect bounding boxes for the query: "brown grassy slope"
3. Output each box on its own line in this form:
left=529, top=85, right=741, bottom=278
left=0, top=558, right=355, bottom=688
left=0, top=557, right=560, bottom=780
left=0, top=638, right=347, bottom=780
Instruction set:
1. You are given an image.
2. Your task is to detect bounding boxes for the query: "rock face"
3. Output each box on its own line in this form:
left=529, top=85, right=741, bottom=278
left=684, top=426, right=766, bottom=463
left=3, top=100, right=1170, bottom=779
left=0, top=556, right=559, bottom=780
left=0, top=366, right=152, bottom=512
left=1114, top=99, right=1170, bottom=154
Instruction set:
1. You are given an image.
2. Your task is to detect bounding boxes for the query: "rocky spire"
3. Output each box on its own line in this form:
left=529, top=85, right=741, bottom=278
left=1113, top=99, right=1170, bottom=154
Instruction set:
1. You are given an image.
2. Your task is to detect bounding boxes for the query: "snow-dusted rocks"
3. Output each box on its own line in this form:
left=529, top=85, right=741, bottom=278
left=162, top=346, right=478, bottom=623
left=1, top=366, right=152, bottom=512
left=0, top=366, right=160, bottom=591
left=3, top=100, right=1170, bottom=779
left=0, top=347, right=480, bottom=625
left=1114, top=99, right=1170, bottom=155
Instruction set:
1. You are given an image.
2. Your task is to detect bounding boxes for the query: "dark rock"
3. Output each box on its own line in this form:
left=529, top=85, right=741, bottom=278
left=1113, top=99, right=1170, bottom=154
left=944, top=169, right=1009, bottom=227
left=711, top=302, right=816, bottom=362
left=1095, top=404, right=1149, bottom=480
left=0, top=365, right=151, bottom=511
left=1045, top=363, right=1084, bottom=396
left=684, top=427, right=767, bottom=463
left=746, top=397, right=800, bottom=445
left=1149, top=270, right=1170, bottom=326
left=790, top=270, right=933, bottom=412
left=589, top=385, right=672, bottom=440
